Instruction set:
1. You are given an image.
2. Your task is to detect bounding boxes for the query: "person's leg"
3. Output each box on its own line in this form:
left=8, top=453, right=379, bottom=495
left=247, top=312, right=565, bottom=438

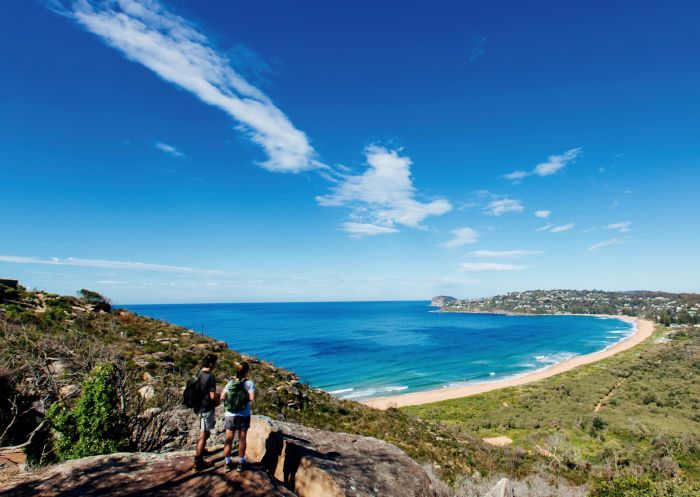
left=238, top=430, right=247, bottom=462
left=223, top=429, right=234, bottom=458
left=196, top=430, right=210, bottom=457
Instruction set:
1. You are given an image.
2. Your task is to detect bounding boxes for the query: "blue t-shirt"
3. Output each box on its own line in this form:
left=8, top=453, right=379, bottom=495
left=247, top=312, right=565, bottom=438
left=223, top=379, right=255, bottom=417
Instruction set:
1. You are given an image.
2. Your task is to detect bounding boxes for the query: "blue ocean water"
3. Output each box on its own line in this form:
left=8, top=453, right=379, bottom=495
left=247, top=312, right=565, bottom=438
left=125, top=301, right=634, bottom=401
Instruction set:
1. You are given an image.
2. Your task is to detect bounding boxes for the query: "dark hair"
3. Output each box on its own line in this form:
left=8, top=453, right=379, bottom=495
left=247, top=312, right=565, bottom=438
left=201, top=354, right=218, bottom=368
left=235, top=361, right=249, bottom=380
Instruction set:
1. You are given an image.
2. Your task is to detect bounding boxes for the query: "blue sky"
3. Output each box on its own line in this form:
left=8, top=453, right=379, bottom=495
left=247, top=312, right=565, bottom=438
left=2, top=0, right=699, bottom=303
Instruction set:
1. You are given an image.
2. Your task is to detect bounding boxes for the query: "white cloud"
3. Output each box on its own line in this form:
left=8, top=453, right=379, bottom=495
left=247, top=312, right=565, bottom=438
left=469, top=250, right=542, bottom=259
left=459, top=262, right=528, bottom=272
left=0, top=255, right=215, bottom=274
left=341, top=222, right=399, bottom=238
left=534, top=210, right=551, bottom=219
left=535, top=223, right=553, bottom=232
left=484, top=197, right=523, bottom=216
left=317, top=146, right=452, bottom=235
left=503, top=170, right=529, bottom=181
left=440, top=227, right=480, bottom=249
left=606, top=221, right=632, bottom=233
left=155, top=141, right=184, bottom=158
left=59, top=0, right=317, bottom=173
left=549, top=223, right=575, bottom=233
left=588, top=238, right=624, bottom=251
left=504, top=148, right=582, bottom=181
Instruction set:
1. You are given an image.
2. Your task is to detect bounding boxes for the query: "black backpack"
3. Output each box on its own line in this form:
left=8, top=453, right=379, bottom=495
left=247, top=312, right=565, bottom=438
left=183, top=372, right=203, bottom=412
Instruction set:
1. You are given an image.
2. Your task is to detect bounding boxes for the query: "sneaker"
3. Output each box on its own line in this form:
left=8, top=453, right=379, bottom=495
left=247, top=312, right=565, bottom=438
left=236, top=461, right=245, bottom=472
left=225, top=461, right=235, bottom=472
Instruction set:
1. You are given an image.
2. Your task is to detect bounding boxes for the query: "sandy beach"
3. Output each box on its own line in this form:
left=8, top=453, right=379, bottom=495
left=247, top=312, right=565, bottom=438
left=364, top=316, right=655, bottom=410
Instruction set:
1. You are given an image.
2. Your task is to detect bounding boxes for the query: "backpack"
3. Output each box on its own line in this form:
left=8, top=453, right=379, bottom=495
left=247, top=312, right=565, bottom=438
left=225, top=378, right=249, bottom=413
left=183, top=372, right=203, bottom=412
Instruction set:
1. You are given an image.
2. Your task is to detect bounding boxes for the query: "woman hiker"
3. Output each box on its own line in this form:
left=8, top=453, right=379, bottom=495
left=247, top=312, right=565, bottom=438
left=220, top=361, right=256, bottom=472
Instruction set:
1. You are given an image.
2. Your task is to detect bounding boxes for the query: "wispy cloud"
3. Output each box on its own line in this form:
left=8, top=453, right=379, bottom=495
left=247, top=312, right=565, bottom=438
left=534, top=210, right=551, bottom=219
left=484, top=197, right=523, bottom=216
left=0, top=255, right=217, bottom=274
left=317, top=146, right=452, bottom=236
left=588, top=237, right=624, bottom=251
left=440, top=227, right=480, bottom=249
left=459, top=262, right=528, bottom=272
left=606, top=221, right=632, bottom=233
left=55, top=0, right=318, bottom=173
left=469, top=250, right=542, bottom=259
left=341, top=222, right=399, bottom=238
left=549, top=223, right=575, bottom=233
left=155, top=141, right=185, bottom=158
left=504, top=148, right=582, bottom=181
left=469, top=36, right=486, bottom=63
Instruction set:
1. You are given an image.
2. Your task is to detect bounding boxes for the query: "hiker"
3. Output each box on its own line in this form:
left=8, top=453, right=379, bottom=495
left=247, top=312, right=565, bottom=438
left=221, top=361, right=256, bottom=472
left=194, top=353, right=218, bottom=471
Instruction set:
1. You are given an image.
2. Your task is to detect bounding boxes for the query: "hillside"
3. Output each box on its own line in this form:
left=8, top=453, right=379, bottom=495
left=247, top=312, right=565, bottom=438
left=0, top=282, right=536, bottom=488
left=433, top=290, right=700, bottom=325
left=406, top=321, right=700, bottom=495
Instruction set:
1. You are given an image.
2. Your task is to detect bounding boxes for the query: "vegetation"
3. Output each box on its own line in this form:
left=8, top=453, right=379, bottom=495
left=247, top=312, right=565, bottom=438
left=437, top=290, right=700, bottom=324
left=46, top=363, right=129, bottom=460
left=405, top=324, right=700, bottom=492
left=0, top=282, right=533, bottom=484
left=3, top=281, right=698, bottom=495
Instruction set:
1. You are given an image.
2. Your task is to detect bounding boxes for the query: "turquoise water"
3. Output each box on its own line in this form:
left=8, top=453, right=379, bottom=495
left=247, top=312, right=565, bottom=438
left=126, top=301, right=634, bottom=400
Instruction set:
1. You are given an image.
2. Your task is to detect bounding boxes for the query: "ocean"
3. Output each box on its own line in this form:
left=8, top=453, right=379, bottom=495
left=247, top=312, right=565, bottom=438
left=125, top=301, right=634, bottom=401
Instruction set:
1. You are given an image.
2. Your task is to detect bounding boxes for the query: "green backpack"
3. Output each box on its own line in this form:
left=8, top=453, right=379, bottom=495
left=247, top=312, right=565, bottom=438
left=225, top=378, right=249, bottom=413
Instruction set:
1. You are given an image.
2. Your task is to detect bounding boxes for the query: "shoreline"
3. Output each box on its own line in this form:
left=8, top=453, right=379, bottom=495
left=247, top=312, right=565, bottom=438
left=363, top=316, right=655, bottom=410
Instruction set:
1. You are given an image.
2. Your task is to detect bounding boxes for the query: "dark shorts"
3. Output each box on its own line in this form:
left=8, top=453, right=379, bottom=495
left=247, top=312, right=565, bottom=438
left=224, top=415, right=251, bottom=432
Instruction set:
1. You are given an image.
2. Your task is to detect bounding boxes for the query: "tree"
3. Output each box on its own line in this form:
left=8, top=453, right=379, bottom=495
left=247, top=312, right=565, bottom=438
left=78, top=289, right=112, bottom=312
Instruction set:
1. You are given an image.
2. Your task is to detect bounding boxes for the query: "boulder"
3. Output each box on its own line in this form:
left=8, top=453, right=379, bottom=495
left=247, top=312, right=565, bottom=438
left=0, top=451, right=295, bottom=497
left=483, top=478, right=515, bottom=497
left=138, top=385, right=155, bottom=400
left=246, top=416, right=439, bottom=497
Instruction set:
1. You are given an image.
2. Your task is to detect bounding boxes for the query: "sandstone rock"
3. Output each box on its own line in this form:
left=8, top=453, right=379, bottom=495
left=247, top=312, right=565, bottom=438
left=246, top=416, right=439, bottom=497
left=58, top=384, right=80, bottom=398
left=138, top=385, right=155, bottom=400
left=0, top=451, right=295, bottom=497
left=483, top=478, right=515, bottom=497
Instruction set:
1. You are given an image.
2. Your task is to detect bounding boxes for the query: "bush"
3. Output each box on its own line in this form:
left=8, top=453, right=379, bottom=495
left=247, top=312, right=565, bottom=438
left=78, top=289, right=112, bottom=312
left=591, top=477, right=698, bottom=497
left=47, top=363, right=129, bottom=460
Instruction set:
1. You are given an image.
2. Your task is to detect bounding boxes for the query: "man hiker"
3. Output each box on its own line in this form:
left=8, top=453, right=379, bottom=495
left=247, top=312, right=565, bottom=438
left=221, top=361, right=255, bottom=472
left=194, top=353, right=218, bottom=471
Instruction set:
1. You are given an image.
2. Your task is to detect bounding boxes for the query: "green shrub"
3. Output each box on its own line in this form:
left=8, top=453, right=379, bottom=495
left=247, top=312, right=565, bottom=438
left=78, top=289, right=112, bottom=312
left=591, top=477, right=698, bottom=497
left=47, top=363, right=129, bottom=460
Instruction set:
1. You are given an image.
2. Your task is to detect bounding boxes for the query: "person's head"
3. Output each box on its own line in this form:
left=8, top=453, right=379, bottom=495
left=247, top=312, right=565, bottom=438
left=201, top=353, right=218, bottom=369
left=235, top=361, right=249, bottom=380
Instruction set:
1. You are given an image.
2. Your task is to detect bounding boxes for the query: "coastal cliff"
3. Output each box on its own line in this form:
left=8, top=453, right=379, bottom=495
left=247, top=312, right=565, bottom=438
left=0, top=282, right=517, bottom=493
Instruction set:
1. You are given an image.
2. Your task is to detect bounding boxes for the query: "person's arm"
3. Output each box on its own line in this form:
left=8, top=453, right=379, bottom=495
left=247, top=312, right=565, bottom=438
left=248, top=381, right=255, bottom=403
left=207, top=376, right=219, bottom=406
left=219, top=381, right=229, bottom=403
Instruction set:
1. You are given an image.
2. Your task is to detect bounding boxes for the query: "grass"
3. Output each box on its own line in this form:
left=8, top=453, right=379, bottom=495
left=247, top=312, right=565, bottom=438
left=405, top=323, right=700, bottom=485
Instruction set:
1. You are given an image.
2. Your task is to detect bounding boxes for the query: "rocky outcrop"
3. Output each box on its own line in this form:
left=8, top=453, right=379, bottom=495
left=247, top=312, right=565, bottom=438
left=0, top=417, right=441, bottom=497
left=246, top=416, right=439, bottom=497
left=0, top=450, right=295, bottom=497
left=483, top=478, right=515, bottom=497
left=430, top=296, right=457, bottom=308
